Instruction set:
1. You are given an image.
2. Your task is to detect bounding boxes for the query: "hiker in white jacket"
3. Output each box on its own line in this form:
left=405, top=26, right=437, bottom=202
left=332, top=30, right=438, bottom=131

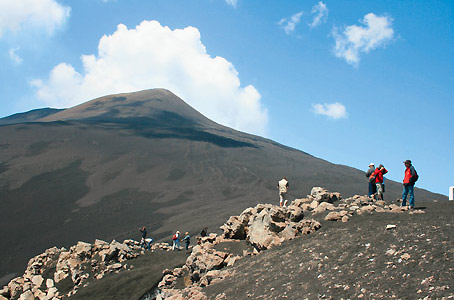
left=278, top=177, right=289, bottom=207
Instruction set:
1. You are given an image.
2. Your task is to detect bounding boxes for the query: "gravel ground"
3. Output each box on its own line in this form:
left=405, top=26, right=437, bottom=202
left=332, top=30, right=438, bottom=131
left=204, top=200, right=454, bottom=299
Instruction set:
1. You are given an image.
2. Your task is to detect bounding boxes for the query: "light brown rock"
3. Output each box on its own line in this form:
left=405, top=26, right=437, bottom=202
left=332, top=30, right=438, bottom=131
left=54, top=270, right=69, bottom=283
left=19, top=290, right=34, bottom=300
left=325, top=211, right=341, bottom=221
left=46, top=279, right=54, bottom=289
left=31, top=275, right=44, bottom=288
left=33, top=288, right=46, bottom=300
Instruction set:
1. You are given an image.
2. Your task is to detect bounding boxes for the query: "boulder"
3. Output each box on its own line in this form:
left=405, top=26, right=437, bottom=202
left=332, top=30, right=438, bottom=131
left=33, top=288, right=46, bottom=300
left=8, top=277, right=24, bottom=298
left=290, top=198, right=312, bottom=208
left=286, top=205, right=304, bottom=222
left=325, top=212, right=342, bottom=221
left=339, top=210, right=349, bottom=216
left=310, top=187, right=341, bottom=203
left=93, top=239, right=110, bottom=251
left=389, top=204, right=406, bottom=213
left=159, top=274, right=177, bottom=288
left=313, top=202, right=335, bottom=214
left=376, top=200, right=386, bottom=206
left=224, top=255, right=240, bottom=267
left=279, top=225, right=298, bottom=239
left=0, top=286, right=9, bottom=297
left=201, top=270, right=231, bottom=286
left=221, top=216, right=247, bottom=239
left=221, top=203, right=320, bottom=250
left=54, top=270, right=69, bottom=283
left=19, top=290, right=34, bottom=300
left=31, top=275, right=44, bottom=288
left=200, top=233, right=218, bottom=244
left=22, top=281, right=32, bottom=292
left=46, top=279, right=54, bottom=288
left=47, top=287, right=58, bottom=298
left=110, top=263, right=122, bottom=270
left=375, top=207, right=386, bottom=213
left=186, top=247, right=228, bottom=274
left=73, top=241, right=92, bottom=260
left=358, top=205, right=375, bottom=214
left=309, top=200, right=319, bottom=210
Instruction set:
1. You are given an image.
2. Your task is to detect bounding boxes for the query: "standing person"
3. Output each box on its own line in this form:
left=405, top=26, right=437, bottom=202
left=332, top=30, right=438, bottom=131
left=139, top=227, right=152, bottom=250
left=373, top=164, right=388, bottom=200
left=200, top=227, right=207, bottom=237
left=172, top=231, right=180, bottom=251
left=366, top=163, right=376, bottom=198
left=198, top=227, right=207, bottom=245
left=402, top=160, right=418, bottom=209
left=182, top=232, right=191, bottom=252
left=278, top=177, right=289, bottom=207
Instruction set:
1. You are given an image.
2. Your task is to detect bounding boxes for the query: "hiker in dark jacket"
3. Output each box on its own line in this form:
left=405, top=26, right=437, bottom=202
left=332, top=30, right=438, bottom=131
left=139, top=227, right=153, bottom=250
left=402, top=160, right=417, bottom=209
left=183, top=232, right=191, bottom=251
left=366, top=163, right=376, bottom=198
left=373, top=164, right=388, bottom=200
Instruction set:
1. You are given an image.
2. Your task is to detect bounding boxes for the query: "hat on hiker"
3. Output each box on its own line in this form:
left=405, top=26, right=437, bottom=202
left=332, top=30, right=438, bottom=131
left=403, top=160, right=411, bottom=164
left=369, top=163, right=374, bottom=167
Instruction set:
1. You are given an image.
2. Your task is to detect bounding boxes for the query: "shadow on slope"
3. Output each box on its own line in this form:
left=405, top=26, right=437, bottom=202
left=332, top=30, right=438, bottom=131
left=78, top=110, right=258, bottom=149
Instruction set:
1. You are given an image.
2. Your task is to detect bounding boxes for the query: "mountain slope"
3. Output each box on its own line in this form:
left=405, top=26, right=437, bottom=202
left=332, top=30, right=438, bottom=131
left=0, top=108, right=63, bottom=125
left=0, top=88, right=446, bottom=283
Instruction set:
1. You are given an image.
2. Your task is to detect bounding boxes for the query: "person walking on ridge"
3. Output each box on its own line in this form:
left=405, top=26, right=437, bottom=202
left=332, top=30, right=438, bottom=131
left=366, top=163, right=377, bottom=198
left=172, top=231, right=180, bottom=251
left=373, top=164, right=388, bottom=200
left=198, top=227, right=208, bottom=245
left=139, top=227, right=153, bottom=250
left=278, top=177, right=289, bottom=207
left=183, top=232, right=191, bottom=252
left=402, top=160, right=418, bottom=209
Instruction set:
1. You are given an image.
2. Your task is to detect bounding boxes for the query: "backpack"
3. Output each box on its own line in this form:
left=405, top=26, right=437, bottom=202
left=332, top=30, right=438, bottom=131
left=369, top=173, right=376, bottom=182
left=172, top=234, right=177, bottom=240
left=412, top=170, right=419, bottom=183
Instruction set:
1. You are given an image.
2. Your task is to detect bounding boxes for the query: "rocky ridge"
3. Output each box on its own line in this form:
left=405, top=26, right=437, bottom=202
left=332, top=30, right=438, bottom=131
left=148, top=187, right=424, bottom=300
left=0, top=240, right=173, bottom=300
left=1, top=187, right=425, bottom=300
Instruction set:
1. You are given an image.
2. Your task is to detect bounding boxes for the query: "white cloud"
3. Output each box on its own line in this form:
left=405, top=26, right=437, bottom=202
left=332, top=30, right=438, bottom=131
left=279, top=11, right=304, bottom=35
left=309, top=2, right=328, bottom=28
left=332, top=13, right=394, bottom=66
left=225, top=0, right=238, bottom=8
left=312, top=102, right=347, bottom=119
left=9, top=47, right=23, bottom=64
left=0, top=0, right=70, bottom=38
left=31, top=20, right=268, bottom=136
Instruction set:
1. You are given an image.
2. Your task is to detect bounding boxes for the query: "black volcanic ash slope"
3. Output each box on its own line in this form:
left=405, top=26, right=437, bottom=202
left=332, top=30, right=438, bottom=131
left=0, top=88, right=446, bottom=283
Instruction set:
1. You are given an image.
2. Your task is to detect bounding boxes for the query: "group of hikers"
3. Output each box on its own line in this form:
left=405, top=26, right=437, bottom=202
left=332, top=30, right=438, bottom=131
left=365, top=159, right=418, bottom=209
left=278, top=159, right=418, bottom=210
left=139, top=226, right=209, bottom=252
left=139, top=160, right=419, bottom=250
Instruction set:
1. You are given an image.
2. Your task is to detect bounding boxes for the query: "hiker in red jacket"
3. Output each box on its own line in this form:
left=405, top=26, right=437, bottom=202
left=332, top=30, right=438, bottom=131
left=402, top=160, right=417, bottom=209
left=373, top=164, right=388, bottom=200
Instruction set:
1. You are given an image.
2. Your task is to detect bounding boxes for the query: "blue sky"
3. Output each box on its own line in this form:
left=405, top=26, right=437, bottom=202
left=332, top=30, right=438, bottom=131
left=0, top=0, right=453, bottom=196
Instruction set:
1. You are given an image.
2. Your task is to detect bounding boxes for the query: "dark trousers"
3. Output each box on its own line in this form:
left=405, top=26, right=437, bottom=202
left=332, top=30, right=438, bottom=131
left=368, top=181, right=377, bottom=198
